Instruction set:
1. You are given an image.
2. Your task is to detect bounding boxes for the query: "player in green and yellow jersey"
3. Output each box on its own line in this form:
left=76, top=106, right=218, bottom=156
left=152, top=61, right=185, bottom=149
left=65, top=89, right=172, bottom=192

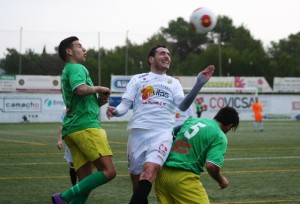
left=155, top=106, right=239, bottom=204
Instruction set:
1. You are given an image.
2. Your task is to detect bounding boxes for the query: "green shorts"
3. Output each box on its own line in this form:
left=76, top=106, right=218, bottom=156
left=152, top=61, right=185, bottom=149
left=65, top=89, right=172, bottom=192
left=64, top=128, right=113, bottom=171
left=155, top=166, right=209, bottom=204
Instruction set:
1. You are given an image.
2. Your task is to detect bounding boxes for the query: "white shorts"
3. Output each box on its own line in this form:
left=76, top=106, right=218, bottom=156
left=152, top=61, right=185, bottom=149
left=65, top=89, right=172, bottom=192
left=127, top=128, right=173, bottom=175
left=64, top=145, right=73, bottom=163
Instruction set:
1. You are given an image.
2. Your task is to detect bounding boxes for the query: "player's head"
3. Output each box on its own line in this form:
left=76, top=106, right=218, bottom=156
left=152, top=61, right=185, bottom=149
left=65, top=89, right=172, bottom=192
left=58, top=36, right=86, bottom=64
left=147, top=44, right=169, bottom=66
left=214, top=106, right=239, bottom=133
left=58, top=36, right=78, bottom=61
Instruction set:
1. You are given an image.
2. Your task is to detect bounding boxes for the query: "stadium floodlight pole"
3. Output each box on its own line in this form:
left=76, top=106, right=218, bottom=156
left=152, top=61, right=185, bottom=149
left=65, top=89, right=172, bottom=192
left=98, top=32, right=101, bottom=85
left=218, top=33, right=222, bottom=76
left=125, top=30, right=129, bottom=75
left=19, top=27, right=23, bottom=75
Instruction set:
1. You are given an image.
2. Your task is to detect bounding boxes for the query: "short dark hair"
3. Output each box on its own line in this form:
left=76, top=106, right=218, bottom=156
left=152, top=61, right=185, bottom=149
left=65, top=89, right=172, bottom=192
left=147, top=44, right=167, bottom=66
left=58, top=36, right=79, bottom=62
left=214, top=106, right=239, bottom=131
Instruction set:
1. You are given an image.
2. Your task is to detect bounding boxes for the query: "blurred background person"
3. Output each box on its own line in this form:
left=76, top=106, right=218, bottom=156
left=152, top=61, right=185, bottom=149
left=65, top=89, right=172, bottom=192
left=251, top=97, right=264, bottom=131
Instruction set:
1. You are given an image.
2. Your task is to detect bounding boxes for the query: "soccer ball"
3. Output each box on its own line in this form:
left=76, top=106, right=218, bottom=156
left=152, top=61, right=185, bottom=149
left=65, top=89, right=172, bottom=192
left=190, top=7, right=217, bottom=34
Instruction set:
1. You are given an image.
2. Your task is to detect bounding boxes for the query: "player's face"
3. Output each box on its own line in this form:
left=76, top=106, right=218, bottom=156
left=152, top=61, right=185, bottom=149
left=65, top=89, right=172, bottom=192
left=152, top=47, right=171, bottom=72
left=68, top=40, right=87, bottom=63
left=222, top=124, right=233, bottom=134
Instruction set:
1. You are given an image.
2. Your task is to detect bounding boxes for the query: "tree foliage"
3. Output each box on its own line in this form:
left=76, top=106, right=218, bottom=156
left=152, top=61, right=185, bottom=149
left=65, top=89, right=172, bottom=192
left=0, top=15, right=299, bottom=87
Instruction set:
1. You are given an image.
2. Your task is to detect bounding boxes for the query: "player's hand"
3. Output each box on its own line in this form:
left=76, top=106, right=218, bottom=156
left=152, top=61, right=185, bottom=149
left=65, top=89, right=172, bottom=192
left=198, top=65, right=215, bottom=80
left=99, top=87, right=111, bottom=96
left=218, top=176, right=229, bottom=189
left=106, top=106, right=116, bottom=119
left=98, top=93, right=109, bottom=107
left=57, top=140, right=64, bottom=150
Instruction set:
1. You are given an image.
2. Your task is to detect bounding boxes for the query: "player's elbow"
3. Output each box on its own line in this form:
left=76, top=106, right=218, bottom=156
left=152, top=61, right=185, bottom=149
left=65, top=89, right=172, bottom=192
left=206, top=162, right=220, bottom=173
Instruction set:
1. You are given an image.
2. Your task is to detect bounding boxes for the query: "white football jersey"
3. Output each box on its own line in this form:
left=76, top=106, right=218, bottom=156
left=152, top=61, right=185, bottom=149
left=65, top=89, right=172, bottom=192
left=123, top=72, right=184, bottom=130
left=174, top=105, right=195, bottom=127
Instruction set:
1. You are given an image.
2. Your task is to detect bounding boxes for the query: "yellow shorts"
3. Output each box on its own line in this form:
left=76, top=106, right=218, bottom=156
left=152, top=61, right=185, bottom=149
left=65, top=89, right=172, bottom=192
left=155, top=166, right=209, bottom=204
left=64, top=128, right=113, bottom=171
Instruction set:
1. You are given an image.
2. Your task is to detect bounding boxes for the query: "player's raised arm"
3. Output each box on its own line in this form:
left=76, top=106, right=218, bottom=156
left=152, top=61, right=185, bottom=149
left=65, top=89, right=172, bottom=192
left=178, top=65, right=215, bottom=111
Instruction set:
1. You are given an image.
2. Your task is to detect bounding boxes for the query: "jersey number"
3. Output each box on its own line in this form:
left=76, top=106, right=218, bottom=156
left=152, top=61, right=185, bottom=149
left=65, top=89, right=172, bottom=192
left=184, top=122, right=206, bottom=139
left=172, top=122, right=206, bottom=153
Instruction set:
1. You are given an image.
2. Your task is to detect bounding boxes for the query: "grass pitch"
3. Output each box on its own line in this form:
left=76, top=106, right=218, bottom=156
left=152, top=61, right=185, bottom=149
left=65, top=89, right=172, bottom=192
left=0, top=121, right=299, bottom=204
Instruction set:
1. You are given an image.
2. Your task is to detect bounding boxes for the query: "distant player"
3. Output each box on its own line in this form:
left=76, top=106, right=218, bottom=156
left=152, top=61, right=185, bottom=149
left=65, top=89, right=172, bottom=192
left=155, top=107, right=240, bottom=204
left=56, top=109, right=77, bottom=186
left=251, top=97, right=263, bottom=131
left=195, top=97, right=206, bottom=118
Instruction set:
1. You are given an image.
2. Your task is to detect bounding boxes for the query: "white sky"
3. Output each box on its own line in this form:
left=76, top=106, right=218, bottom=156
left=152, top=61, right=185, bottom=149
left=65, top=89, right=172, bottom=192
left=0, top=0, right=299, bottom=59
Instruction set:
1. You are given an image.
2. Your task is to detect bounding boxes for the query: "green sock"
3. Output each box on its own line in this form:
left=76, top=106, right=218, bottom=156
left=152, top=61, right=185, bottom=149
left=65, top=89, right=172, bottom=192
left=69, top=194, right=89, bottom=204
left=61, top=171, right=108, bottom=202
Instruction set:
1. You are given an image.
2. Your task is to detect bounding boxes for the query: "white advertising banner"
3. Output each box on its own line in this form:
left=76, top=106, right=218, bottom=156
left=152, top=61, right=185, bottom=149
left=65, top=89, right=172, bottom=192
left=0, top=75, right=16, bottom=92
left=110, top=75, right=273, bottom=93
left=100, top=94, right=300, bottom=122
left=194, top=94, right=300, bottom=121
left=16, top=75, right=61, bottom=92
left=1, top=93, right=299, bottom=123
left=273, top=77, right=300, bottom=93
left=110, top=75, right=131, bottom=92
left=0, top=93, right=65, bottom=122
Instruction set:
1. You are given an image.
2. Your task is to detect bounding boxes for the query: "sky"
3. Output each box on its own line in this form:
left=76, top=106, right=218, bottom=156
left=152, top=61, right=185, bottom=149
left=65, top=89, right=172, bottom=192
left=0, top=0, right=299, bottom=59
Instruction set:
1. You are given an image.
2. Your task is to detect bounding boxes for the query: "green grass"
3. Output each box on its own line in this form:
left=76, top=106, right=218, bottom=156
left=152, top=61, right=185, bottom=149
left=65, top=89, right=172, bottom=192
left=0, top=121, right=300, bottom=204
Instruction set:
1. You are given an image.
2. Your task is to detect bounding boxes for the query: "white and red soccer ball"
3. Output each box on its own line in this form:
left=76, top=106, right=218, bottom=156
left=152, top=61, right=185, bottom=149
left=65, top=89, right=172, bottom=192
left=190, top=7, right=217, bottom=34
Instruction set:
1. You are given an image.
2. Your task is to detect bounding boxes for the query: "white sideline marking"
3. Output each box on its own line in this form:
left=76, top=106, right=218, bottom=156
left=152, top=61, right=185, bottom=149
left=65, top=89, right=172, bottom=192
left=225, top=156, right=300, bottom=161
left=0, top=156, right=299, bottom=166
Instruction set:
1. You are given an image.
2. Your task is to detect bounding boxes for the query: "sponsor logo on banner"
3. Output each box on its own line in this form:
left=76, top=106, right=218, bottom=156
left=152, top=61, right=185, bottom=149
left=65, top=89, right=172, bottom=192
left=4, top=98, right=41, bottom=112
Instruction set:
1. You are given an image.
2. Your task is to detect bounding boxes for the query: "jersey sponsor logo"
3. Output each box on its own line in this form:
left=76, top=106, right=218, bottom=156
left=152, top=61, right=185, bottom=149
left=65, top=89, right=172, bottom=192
left=172, top=138, right=191, bottom=153
left=138, top=73, right=149, bottom=78
left=154, top=89, right=169, bottom=98
left=159, top=84, right=171, bottom=90
left=142, top=100, right=167, bottom=106
left=141, top=86, right=169, bottom=100
left=141, top=85, right=154, bottom=100
left=158, top=144, right=168, bottom=157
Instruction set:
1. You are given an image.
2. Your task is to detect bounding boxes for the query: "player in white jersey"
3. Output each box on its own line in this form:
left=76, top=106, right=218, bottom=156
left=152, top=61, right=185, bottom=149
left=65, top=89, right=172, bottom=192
left=106, top=45, right=215, bottom=204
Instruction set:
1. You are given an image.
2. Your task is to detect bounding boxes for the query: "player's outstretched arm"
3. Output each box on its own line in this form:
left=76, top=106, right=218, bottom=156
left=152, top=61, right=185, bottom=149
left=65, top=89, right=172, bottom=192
left=197, top=65, right=215, bottom=80
left=178, top=65, right=215, bottom=111
left=106, top=98, right=133, bottom=119
left=106, top=106, right=116, bottom=119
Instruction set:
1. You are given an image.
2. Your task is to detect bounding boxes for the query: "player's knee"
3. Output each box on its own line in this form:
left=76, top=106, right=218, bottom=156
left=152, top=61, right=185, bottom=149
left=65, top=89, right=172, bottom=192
left=141, top=164, right=160, bottom=182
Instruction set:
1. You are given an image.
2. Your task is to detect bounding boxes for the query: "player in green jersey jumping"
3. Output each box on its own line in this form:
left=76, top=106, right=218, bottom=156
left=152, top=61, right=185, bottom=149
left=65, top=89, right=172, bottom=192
left=155, top=106, right=239, bottom=204
left=52, top=36, right=116, bottom=204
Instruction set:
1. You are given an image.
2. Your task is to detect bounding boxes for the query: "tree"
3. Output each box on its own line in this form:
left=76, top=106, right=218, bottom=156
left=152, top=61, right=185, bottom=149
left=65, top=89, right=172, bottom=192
left=0, top=15, right=299, bottom=88
left=0, top=48, right=20, bottom=74
left=161, top=17, right=207, bottom=60
left=268, top=32, right=300, bottom=78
